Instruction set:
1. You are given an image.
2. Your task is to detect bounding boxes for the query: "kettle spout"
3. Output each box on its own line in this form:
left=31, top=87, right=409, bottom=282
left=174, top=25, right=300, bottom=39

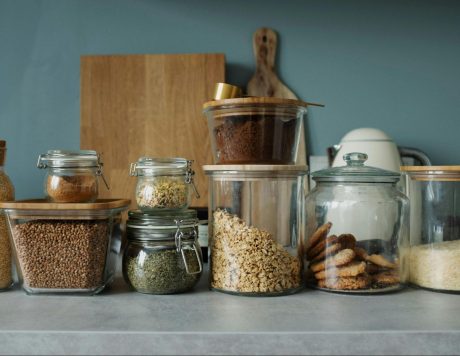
left=326, top=145, right=341, bottom=166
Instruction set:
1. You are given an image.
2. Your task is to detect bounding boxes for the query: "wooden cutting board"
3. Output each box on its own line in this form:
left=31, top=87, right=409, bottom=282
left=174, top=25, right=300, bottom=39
left=247, top=28, right=307, bottom=165
left=80, top=53, right=225, bottom=209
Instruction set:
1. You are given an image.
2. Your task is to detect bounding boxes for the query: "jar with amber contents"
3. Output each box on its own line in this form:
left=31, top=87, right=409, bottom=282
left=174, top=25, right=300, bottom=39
left=37, top=150, right=108, bottom=203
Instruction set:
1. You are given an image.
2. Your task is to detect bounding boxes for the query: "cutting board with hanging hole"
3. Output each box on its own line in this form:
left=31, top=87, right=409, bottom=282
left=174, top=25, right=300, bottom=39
left=247, top=27, right=307, bottom=165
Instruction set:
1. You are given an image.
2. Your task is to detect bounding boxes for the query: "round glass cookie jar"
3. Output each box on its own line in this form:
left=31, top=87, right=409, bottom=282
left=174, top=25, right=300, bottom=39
left=123, top=209, right=203, bottom=294
left=203, top=164, right=307, bottom=296
left=129, top=157, right=199, bottom=212
left=401, top=166, right=460, bottom=293
left=304, top=152, right=409, bottom=294
left=37, top=150, right=108, bottom=203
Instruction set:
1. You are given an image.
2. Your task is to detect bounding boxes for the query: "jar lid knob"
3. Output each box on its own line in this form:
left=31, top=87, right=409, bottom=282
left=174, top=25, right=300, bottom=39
left=343, top=152, right=368, bottom=166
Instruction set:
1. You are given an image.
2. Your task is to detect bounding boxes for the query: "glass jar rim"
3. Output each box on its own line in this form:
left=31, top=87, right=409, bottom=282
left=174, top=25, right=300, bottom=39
left=203, top=164, right=308, bottom=178
left=37, top=150, right=102, bottom=169
left=127, top=209, right=198, bottom=241
left=130, top=157, right=190, bottom=176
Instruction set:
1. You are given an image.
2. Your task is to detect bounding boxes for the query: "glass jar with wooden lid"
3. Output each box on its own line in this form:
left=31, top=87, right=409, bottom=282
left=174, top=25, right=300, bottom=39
left=0, top=140, right=14, bottom=290
left=203, top=97, right=308, bottom=164
left=402, top=166, right=460, bottom=293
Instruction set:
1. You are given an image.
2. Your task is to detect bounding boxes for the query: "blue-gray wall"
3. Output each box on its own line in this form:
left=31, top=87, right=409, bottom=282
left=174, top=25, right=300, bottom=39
left=1, top=0, right=459, bottom=199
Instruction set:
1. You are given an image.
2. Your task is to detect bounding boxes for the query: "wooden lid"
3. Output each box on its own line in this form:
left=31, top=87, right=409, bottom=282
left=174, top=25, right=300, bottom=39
left=401, top=166, right=460, bottom=181
left=203, top=97, right=309, bottom=110
left=401, top=166, right=460, bottom=172
left=0, top=198, right=131, bottom=210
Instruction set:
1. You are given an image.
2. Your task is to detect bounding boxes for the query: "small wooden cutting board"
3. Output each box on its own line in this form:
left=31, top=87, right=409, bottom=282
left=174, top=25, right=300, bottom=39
left=247, top=28, right=307, bottom=164
left=80, top=53, right=225, bottom=208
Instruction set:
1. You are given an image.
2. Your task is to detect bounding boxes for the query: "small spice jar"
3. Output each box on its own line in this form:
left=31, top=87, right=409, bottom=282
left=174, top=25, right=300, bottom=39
left=129, top=157, right=199, bottom=212
left=305, top=152, right=409, bottom=294
left=37, top=150, right=108, bottom=203
left=402, top=166, right=460, bottom=293
left=123, top=210, right=203, bottom=294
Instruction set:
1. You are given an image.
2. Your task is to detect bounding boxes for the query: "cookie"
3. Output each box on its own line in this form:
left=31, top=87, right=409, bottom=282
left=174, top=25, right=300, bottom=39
left=314, top=261, right=367, bottom=280
left=318, top=274, right=371, bottom=290
left=311, top=243, right=343, bottom=263
left=310, top=248, right=356, bottom=273
left=365, top=262, right=384, bottom=275
left=366, top=254, right=397, bottom=269
left=307, top=233, right=356, bottom=260
left=305, top=222, right=332, bottom=253
left=372, top=271, right=400, bottom=287
left=354, top=247, right=369, bottom=261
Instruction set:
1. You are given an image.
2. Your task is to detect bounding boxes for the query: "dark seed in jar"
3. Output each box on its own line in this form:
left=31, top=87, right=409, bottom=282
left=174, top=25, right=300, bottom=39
left=12, top=220, right=109, bottom=289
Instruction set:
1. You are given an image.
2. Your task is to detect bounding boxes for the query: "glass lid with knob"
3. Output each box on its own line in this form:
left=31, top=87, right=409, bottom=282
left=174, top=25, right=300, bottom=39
left=312, top=152, right=401, bottom=183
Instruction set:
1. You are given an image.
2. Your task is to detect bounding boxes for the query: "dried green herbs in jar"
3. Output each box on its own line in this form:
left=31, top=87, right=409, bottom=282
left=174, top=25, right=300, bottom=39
left=123, top=209, right=203, bottom=294
left=125, top=248, right=201, bottom=294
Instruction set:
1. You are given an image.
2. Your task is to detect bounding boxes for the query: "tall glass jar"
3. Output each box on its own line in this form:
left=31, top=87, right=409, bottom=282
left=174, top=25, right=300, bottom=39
left=37, top=150, right=108, bottom=203
left=123, top=210, right=203, bottom=294
left=204, top=164, right=307, bottom=296
left=305, top=152, right=409, bottom=294
left=402, top=166, right=460, bottom=293
left=129, top=157, right=199, bottom=212
left=0, top=140, right=14, bottom=290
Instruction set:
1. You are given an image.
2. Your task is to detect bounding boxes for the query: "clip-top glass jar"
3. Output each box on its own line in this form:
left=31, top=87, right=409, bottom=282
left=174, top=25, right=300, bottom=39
left=129, top=157, right=199, bottom=212
left=402, top=166, right=460, bottom=293
left=37, top=150, right=109, bottom=203
left=305, top=152, right=409, bottom=294
left=123, top=209, right=203, bottom=294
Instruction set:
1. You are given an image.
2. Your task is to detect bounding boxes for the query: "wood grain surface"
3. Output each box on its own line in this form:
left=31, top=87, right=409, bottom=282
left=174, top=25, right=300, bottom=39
left=80, top=53, right=225, bottom=209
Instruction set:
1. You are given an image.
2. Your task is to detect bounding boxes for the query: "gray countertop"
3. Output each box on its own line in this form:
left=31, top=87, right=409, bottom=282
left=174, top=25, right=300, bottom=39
left=1, top=267, right=460, bottom=355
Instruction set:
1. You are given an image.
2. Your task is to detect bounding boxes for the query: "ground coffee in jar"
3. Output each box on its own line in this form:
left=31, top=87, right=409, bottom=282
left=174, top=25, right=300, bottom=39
left=203, top=97, right=308, bottom=164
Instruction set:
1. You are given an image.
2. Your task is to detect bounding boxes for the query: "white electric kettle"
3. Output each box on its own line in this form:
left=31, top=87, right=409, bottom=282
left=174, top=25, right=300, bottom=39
left=327, top=128, right=431, bottom=171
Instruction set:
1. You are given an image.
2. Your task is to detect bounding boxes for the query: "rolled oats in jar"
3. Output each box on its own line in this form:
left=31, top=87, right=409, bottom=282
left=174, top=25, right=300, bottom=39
left=130, top=158, right=199, bottom=212
left=204, top=164, right=307, bottom=296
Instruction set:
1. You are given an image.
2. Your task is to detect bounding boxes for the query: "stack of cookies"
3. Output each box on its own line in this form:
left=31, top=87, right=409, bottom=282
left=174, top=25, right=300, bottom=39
left=305, top=222, right=400, bottom=291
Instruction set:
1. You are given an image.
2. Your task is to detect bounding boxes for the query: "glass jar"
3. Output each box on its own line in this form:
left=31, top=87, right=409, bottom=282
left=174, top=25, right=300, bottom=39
left=123, top=209, right=203, bottom=294
left=305, top=152, right=409, bottom=294
left=203, top=164, right=307, bottom=296
left=129, top=157, right=199, bottom=212
left=203, top=97, right=307, bottom=164
left=0, top=140, right=14, bottom=290
left=402, top=166, right=460, bottom=293
left=0, top=199, right=130, bottom=295
left=37, top=150, right=108, bottom=203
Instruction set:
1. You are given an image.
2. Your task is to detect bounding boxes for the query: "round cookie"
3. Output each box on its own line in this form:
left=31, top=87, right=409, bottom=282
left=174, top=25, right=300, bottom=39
left=310, top=248, right=356, bottom=273
left=305, top=222, right=332, bottom=253
left=318, top=274, right=371, bottom=290
left=314, top=261, right=367, bottom=280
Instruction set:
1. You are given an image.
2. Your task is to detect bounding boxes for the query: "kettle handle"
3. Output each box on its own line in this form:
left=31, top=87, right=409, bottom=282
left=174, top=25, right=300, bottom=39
left=398, top=146, right=432, bottom=166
